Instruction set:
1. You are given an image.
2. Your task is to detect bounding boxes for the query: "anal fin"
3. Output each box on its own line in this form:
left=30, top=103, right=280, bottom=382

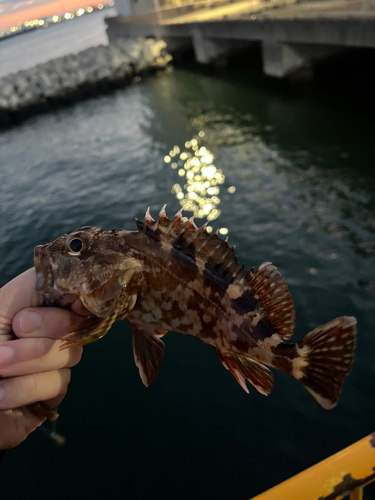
left=217, top=351, right=274, bottom=396
left=131, top=323, right=166, bottom=386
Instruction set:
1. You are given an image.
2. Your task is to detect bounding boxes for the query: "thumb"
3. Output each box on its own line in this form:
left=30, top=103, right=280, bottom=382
left=0, top=269, right=43, bottom=338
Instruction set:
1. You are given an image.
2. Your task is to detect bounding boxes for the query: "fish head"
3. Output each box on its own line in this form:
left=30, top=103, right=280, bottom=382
left=34, top=227, right=141, bottom=316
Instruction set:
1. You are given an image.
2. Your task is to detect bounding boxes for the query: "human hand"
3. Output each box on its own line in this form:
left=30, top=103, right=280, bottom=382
left=0, top=268, right=88, bottom=450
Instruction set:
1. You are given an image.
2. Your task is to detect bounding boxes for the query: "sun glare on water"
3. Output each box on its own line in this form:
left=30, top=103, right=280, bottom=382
left=164, top=132, right=236, bottom=235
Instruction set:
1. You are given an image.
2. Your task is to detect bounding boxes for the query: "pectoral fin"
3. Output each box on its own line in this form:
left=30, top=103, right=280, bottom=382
left=60, top=285, right=135, bottom=349
left=60, top=315, right=115, bottom=349
left=131, top=323, right=166, bottom=386
left=217, top=351, right=274, bottom=396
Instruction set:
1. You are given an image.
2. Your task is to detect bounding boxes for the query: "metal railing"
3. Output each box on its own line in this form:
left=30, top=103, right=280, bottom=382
left=250, top=433, right=375, bottom=500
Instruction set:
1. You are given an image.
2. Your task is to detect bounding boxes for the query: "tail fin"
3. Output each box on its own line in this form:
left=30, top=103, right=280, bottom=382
left=293, top=316, right=356, bottom=409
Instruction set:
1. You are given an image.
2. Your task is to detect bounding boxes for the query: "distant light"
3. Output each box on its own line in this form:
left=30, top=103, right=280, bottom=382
left=198, top=131, right=205, bottom=137
left=164, top=156, right=171, bottom=163
left=109, top=0, right=114, bottom=5
left=77, top=8, right=85, bottom=15
left=24, top=21, right=29, bottom=26
left=52, top=15, right=59, bottom=22
left=219, top=228, right=228, bottom=235
left=227, top=186, right=236, bottom=194
left=10, top=27, right=16, bottom=32
left=70, top=13, right=74, bottom=18
left=64, top=12, right=71, bottom=19
left=87, top=6, right=93, bottom=12
left=98, top=3, right=103, bottom=8
left=39, top=20, right=44, bottom=25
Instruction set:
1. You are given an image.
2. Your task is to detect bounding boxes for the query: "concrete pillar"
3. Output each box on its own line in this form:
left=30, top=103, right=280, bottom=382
left=262, top=41, right=342, bottom=78
left=192, top=27, right=253, bottom=65
left=115, top=0, right=132, bottom=16
left=192, top=28, right=228, bottom=64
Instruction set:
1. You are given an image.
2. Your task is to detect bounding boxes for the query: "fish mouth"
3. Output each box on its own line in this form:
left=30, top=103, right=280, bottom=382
left=34, top=245, right=77, bottom=307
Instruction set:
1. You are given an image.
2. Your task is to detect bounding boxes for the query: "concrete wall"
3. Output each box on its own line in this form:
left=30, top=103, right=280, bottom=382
left=107, top=16, right=375, bottom=49
left=106, top=15, right=375, bottom=77
left=116, top=0, right=160, bottom=16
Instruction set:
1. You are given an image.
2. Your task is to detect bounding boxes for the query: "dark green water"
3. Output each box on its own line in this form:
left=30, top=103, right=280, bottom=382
left=0, top=66, right=375, bottom=500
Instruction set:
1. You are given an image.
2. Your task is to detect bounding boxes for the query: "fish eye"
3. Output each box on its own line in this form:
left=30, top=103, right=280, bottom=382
left=68, top=238, right=84, bottom=254
left=65, top=232, right=91, bottom=256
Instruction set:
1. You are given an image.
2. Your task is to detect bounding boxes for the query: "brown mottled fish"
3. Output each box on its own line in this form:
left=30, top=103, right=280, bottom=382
left=34, top=206, right=356, bottom=409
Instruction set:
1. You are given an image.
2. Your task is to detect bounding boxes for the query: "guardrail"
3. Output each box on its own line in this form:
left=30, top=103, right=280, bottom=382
left=250, top=433, right=375, bottom=500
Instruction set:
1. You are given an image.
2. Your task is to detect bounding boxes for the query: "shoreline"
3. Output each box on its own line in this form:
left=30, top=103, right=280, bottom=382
left=0, top=37, right=172, bottom=127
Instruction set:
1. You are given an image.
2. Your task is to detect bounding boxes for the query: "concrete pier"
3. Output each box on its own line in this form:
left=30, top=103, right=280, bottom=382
left=262, top=41, right=342, bottom=77
left=107, top=0, right=375, bottom=78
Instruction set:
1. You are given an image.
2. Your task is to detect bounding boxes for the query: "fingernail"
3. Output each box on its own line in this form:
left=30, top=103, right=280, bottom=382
left=20, top=311, right=42, bottom=334
left=0, top=346, right=14, bottom=368
left=0, top=386, right=5, bottom=402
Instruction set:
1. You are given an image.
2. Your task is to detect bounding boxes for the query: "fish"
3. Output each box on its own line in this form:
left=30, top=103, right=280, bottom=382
left=34, top=206, right=356, bottom=410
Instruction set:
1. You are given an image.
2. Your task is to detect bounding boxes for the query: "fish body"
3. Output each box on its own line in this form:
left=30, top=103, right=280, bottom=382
left=34, top=207, right=356, bottom=409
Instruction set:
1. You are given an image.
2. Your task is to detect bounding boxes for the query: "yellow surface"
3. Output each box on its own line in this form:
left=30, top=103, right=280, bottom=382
left=250, top=434, right=375, bottom=500
left=350, top=488, right=363, bottom=500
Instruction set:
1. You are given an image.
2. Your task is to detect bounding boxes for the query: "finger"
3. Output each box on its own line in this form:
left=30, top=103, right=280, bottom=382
left=0, top=369, right=71, bottom=410
left=13, top=307, right=87, bottom=339
left=71, top=298, right=91, bottom=317
left=0, top=338, right=82, bottom=377
left=0, top=393, right=68, bottom=449
left=0, top=269, right=43, bottom=336
left=0, top=407, right=45, bottom=450
left=44, top=392, right=67, bottom=409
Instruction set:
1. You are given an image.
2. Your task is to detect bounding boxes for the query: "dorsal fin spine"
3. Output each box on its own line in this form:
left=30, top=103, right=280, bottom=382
left=135, top=218, right=144, bottom=231
left=175, top=220, right=192, bottom=238
left=204, top=237, right=225, bottom=259
left=195, top=234, right=211, bottom=253
left=183, top=228, right=200, bottom=245
left=164, top=216, right=176, bottom=235
left=145, top=207, right=154, bottom=224
left=159, top=204, right=167, bottom=217
left=139, top=206, right=246, bottom=290
left=165, top=216, right=183, bottom=237
left=188, top=216, right=197, bottom=229
left=216, top=246, right=233, bottom=264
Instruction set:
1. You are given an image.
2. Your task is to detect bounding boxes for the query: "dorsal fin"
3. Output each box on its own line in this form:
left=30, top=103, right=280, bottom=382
left=244, top=263, right=295, bottom=340
left=136, top=207, right=246, bottom=284
left=136, top=207, right=295, bottom=340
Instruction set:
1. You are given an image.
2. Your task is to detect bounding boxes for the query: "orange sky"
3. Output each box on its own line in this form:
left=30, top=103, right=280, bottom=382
left=0, top=0, right=101, bottom=29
